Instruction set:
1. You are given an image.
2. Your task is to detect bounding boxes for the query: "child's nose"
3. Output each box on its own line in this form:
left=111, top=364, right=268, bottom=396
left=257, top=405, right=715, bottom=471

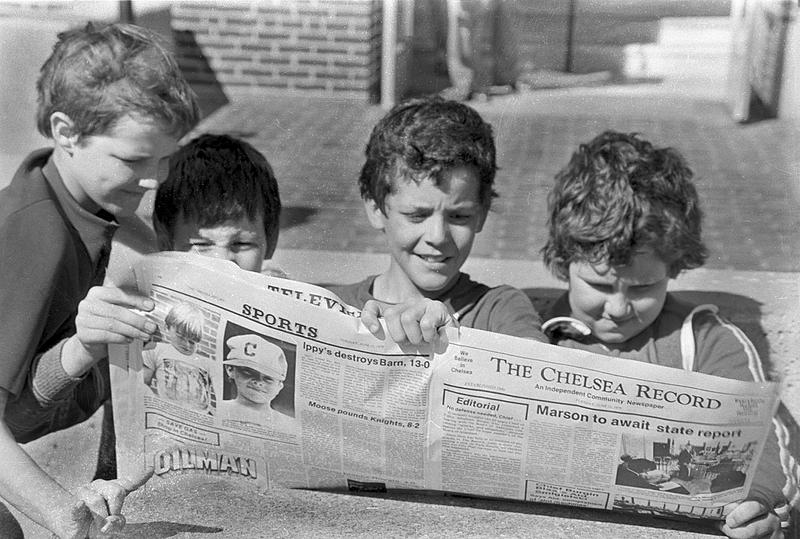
left=137, top=158, right=169, bottom=187
left=208, top=247, right=236, bottom=262
left=423, top=215, right=448, bottom=245
left=605, top=293, right=632, bottom=319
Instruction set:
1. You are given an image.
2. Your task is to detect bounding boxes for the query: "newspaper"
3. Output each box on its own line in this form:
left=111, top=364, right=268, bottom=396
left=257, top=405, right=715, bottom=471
left=110, top=252, right=780, bottom=521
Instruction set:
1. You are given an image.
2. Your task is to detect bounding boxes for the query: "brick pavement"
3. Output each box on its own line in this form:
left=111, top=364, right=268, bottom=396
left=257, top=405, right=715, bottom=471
left=194, top=88, right=800, bottom=273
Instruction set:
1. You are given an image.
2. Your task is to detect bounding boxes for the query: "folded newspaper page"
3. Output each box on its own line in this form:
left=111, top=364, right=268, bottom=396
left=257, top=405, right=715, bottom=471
left=110, top=252, right=780, bottom=521
left=428, top=327, right=780, bottom=519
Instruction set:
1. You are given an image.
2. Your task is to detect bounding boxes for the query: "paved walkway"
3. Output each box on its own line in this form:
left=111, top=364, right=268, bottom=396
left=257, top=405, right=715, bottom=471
left=195, top=87, right=800, bottom=272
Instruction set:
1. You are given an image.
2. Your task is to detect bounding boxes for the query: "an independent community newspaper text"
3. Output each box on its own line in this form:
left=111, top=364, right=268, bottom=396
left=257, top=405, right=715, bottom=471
left=110, top=252, right=779, bottom=521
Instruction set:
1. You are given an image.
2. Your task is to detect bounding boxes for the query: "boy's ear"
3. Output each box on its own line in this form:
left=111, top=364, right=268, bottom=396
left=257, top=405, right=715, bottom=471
left=50, top=112, right=79, bottom=153
left=476, top=206, right=489, bottom=233
left=363, top=198, right=386, bottom=231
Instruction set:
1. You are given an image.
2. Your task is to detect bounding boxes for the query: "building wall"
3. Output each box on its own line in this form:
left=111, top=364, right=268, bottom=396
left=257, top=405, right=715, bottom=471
left=0, top=1, right=121, bottom=20
left=172, top=0, right=382, bottom=102
left=779, top=10, right=799, bottom=120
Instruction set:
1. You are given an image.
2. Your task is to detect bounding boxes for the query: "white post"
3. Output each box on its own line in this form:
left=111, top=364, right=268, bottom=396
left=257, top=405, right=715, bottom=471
left=381, top=0, right=398, bottom=109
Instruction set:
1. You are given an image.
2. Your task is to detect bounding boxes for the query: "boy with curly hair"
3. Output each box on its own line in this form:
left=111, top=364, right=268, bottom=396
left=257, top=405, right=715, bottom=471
left=542, top=130, right=798, bottom=538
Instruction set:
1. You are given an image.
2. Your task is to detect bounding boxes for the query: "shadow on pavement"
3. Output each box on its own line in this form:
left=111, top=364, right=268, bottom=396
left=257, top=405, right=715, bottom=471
left=280, top=206, right=319, bottom=231
left=309, top=487, right=721, bottom=536
left=119, top=521, right=223, bottom=537
left=170, top=26, right=229, bottom=120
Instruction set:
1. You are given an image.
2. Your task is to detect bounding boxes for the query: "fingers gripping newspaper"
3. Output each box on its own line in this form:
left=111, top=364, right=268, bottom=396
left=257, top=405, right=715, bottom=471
left=111, top=253, right=780, bottom=521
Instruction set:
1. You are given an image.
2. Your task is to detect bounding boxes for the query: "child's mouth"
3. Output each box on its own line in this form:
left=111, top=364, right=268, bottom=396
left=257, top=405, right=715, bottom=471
left=137, top=178, right=159, bottom=189
left=417, top=254, right=448, bottom=265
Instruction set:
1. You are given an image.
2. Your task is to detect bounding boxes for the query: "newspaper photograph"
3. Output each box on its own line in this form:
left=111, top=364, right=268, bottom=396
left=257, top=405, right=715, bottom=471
left=110, top=252, right=780, bottom=522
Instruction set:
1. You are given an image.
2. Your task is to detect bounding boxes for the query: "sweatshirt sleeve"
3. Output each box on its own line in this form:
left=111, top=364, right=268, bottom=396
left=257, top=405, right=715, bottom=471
left=479, top=285, right=547, bottom=342
left=0, top=203, right=70, bottom=396
left=693, top=311, right=793, bottom=510
left=30, top=341, right=85, bottom=405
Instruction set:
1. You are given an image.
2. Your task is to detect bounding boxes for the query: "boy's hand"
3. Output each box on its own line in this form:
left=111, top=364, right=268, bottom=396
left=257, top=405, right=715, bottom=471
left=719, top=500, right=783, bottom=539
left=51, top=499, right=93, bottom=539
left=362, top=298, right=457, bottom=345
left=64, top=286, right=156, bottom=377
left=76, top=469, right=154, bottom=536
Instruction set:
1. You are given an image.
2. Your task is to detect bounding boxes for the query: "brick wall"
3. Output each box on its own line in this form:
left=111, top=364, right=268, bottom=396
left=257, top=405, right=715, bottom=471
left=0, top=1, right=120, bottom=20
left=172, top=0, right=382, bottom=102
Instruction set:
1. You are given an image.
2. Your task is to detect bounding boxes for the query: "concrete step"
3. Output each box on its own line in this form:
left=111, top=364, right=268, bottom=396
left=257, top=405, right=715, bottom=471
left=624, top=43, right=730, bottom=79
left=657, top=16, right=732, bottom=47
left=572, top=44, right=729, bottom=79
left=621, top=17, right=731, bottom=82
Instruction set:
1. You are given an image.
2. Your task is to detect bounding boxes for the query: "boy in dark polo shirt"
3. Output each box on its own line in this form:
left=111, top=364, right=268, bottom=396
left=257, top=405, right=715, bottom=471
left=0, top=22, right=198, bottom=537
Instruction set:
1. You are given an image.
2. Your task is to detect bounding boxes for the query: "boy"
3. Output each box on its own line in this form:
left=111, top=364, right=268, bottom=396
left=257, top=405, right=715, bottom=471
left=96, top=132, right=284, bottom=480
left=0, top=22, right=199, bottom=537
left=217, top=334, right=294, bottom=430
left=330, top=96, right=545, bottom=344
left=142, top=302, right=215, bottom=414
left=541, top=130, right=797, bottom=538
left=153, top=133, right=282, bottom=273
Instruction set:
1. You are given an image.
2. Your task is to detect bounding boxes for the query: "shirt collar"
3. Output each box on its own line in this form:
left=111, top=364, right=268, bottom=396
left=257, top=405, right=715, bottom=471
left=41, top=152, right=118, bottom=265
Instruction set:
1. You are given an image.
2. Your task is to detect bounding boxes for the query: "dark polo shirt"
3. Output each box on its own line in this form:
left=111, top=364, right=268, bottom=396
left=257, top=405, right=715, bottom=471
left=0, top=148, right=117, bottom=397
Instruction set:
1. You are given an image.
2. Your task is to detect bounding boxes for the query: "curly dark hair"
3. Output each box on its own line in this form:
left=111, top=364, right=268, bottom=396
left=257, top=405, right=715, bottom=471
left=359, top=96, right=497, bottom=211
left=37, top=22, right=199, bottom=140
left=155, top=134, right=281, bottom=258
left=542, top=131, right=707, bottom=279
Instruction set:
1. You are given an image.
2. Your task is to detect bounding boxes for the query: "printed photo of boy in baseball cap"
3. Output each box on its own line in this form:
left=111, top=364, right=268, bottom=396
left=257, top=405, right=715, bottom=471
left=218, top=333, right=295, bottom=430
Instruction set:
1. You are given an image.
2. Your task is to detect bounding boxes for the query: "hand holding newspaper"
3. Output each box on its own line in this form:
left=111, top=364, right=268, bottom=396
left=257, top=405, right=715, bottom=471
left=110, top=252, right=781, bottom=521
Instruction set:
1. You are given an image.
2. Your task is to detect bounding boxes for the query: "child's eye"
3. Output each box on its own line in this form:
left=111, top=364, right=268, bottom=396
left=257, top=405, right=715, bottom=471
left=630, top=284, right=655, bottom=293
left=449, top=213, right=472, bottom=224
left=189, top=242, right=213, bottom=252
left=403, top=213, right=428, bottom=223
left=589, top=283, right=613, bottom=293
left=116, top=156, right=141, bottom=164
left=232, top=242, right=258, bottom=252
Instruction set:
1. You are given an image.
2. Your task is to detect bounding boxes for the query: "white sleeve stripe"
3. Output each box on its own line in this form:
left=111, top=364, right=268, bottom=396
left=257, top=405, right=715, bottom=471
left=712, top=314, right=800, bottom=508
left=707, top=312, right=766, bottom=382
left=680, top=304, right=718, bottom=372
left=774, top=416, right=800, bottom=507
left=683, top=308, right=799, bottom=509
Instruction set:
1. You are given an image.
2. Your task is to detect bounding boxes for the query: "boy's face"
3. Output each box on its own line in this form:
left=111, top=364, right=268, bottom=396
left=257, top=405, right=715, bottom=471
left=567, top=250, right=669, bottom=344
left=171, top=215, right=268, bottom=273
left=365, top=165, right=487, bottom=299
left=226, top=366, right=283, bottom=405
left=59, top=114, right=178, bottom=217
left=165, top=325, right=197, bottom=355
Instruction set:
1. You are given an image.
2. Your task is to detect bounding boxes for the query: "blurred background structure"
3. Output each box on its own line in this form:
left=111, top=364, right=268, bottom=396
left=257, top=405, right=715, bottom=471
left=1, top=0, right=798, bottom=273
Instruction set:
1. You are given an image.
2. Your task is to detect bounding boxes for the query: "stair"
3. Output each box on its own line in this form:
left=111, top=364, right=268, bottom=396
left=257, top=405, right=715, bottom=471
left=623, top=16, right=732, bottom=97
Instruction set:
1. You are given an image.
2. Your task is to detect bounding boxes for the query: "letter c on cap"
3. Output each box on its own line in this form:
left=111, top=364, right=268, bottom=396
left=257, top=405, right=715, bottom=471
left=244, top=342, right=256, bottom=356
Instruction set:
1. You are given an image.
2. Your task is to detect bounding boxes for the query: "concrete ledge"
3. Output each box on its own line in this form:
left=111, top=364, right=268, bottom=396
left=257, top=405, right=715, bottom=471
left=19, top=412, right=725, bottom=539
